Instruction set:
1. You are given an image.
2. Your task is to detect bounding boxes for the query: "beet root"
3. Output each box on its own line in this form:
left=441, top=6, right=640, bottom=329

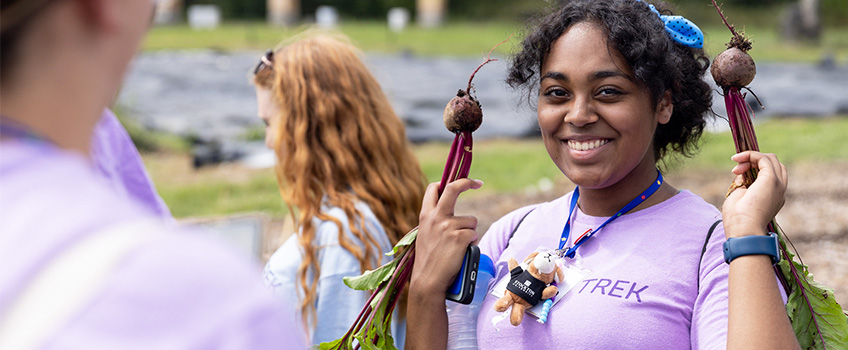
left=443, top=89, right=483, bottom=133
left=711, top=47, right=756, bottom=88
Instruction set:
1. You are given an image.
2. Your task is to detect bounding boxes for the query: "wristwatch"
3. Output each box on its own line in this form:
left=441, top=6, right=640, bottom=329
left=723, top=232, right=781, bottom=265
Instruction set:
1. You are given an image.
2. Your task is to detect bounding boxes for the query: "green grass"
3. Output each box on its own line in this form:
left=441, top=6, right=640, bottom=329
left=142, top=154, right=286, bottom=218
left=143, top=20, right=848, bottom=63
left=414, top=139, right=563, bottom=193
left=702, top=25, right=848, bottom=63
left=159, top=178, right=287, bottom=218
left=160, top=174, right=284, bottom=218
left=143, top=21, right=522, bottom=57
left=686, top=117, right=848, bottom=170
left=145, top=117, right=848, bottom=218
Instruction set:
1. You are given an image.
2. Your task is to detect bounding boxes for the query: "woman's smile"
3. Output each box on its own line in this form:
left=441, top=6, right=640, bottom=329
left=566, top=138, right=611, bottom=151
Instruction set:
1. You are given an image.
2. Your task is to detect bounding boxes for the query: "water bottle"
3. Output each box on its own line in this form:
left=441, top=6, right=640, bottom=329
left=446, top=254, right=495, bottom=350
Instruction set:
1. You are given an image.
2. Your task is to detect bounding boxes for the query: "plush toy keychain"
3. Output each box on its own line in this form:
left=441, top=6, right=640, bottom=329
left=493, top=251, right=564, bottom=326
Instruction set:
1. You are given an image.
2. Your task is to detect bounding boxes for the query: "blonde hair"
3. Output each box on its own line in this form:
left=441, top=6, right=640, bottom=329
left=254, top=33, right=425, bottom=332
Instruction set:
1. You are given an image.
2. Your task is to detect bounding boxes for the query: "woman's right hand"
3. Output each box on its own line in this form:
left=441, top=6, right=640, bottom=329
left=407, top=179, right=482, bottom=349
left=410, top=179, right=483, bottom=295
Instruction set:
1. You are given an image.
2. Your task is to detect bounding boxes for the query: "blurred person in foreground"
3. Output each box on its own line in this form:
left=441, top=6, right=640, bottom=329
left=0, top=0, right=303, bottom=348
left=90, top=108, right=172, bottom=220
left=252, top=33, right=427, bottom=346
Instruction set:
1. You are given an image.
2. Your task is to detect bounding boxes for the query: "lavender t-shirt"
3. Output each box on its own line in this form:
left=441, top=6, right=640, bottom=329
left=90, top=109, right=171, bottom=219
left=0, top=140, right=303, bottom=349
left=476, top=191, right=728, bottom=349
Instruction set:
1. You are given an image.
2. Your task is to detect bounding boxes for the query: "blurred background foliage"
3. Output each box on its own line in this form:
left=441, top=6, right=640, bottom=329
left=149, top=0, right=848, bottom=62
left=183, top=0, right=847, bottom=27
left=169, top=0, right=848, bottom=60
left=141, top=0, right=847, bottom=218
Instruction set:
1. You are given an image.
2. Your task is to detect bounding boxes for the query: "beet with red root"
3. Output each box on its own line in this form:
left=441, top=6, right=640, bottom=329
left=442, top=36, right=510, bottom=134
left=708, top=0, right=756, bottom=89
left=443, top=89, right=483, bottom=133
left=711, top=47, right=756, bottom=88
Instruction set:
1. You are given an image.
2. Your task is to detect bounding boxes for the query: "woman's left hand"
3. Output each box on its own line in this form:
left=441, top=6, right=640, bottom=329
left=722, top=151, right=788, bottom=238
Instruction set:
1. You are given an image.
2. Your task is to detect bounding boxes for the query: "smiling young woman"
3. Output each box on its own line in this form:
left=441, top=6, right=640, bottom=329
left=406, top=0, right=797, bottom=349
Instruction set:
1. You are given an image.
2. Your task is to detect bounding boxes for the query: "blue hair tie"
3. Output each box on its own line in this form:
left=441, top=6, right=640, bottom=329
left=637, top=0, right=704, bottom=49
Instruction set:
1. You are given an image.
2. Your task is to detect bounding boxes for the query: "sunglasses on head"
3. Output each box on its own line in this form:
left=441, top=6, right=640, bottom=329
left=253, top=49, right=274, bottom=75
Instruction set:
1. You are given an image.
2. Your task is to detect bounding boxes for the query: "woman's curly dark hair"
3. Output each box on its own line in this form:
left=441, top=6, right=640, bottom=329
left=508, top=0, right=713, bottom=162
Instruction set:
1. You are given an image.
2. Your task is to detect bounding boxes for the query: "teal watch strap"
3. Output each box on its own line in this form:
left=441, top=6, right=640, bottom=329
left=723, top=232, right=781, bottom=265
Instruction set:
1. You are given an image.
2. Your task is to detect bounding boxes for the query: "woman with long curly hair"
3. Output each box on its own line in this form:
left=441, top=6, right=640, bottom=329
left=253, top=33, right=426, bottom=346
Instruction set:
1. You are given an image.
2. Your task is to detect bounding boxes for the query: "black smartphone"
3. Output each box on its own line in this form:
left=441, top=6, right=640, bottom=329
left=446, top=245, right=481, bottom=304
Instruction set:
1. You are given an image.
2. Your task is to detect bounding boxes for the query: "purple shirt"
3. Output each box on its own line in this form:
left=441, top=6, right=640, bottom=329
left=90, top=109, right=171, bottom=219
left=0, top=139, right=304, bottom=349
left=476, top=190, right=729, bottom=349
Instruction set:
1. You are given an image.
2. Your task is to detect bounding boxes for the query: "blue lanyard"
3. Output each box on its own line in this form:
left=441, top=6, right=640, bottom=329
left=557, top=170, right=663, bottom=259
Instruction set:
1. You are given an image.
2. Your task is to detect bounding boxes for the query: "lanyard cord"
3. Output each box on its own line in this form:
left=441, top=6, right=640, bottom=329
left=557, top=169, right=664, bottom=258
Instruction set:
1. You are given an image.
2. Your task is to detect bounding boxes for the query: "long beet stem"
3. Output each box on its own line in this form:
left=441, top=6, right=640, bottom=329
left=774, top=221, right=805, bottom=267
left=734, top=88, right=760, bottom=150
left=458, top=131, right=473, bottom=179
left=339, top=38, right=497, bottom=349
left=456, top=132, right=469, bottom=175
left=710, top=0, right=740, bottom=42
left=371, top=245, right=415, bottom=337
left=446, top=132, right=468, bottom=187
left=387, top=249, right=414, bottom=303
left=728, top=88, right=761, bottom=185
left=724, top=91, right=744, bottom=155
left=770, top=222, right=791, bottom=293
left=727, top=90, right=755, bottom=172
left=466, top=60, right=497, bottom=95
left=723, top=86, right=829, bottom=344
left=780, top=239, right=827, bottom=347
left=338, top=133, right=467, bottom=350
left=438, top=133, right=462, bottom=195
left=725, top=87, right=790, bottom=276
left=343, top=246, right=415, bottom=349
left=466, top=34, right=512, bottom=93
left=350, top=305, right=372, bottom=344
left=337, top=279, right=385, bottom=348
left=382, top=270, right=406, bottom=323
left=384, top=251, right=415, bottom=320
left=713, top=4, right=845, bottom=349
left=365, top=247, right=413, bottom=327
left=730, top=88, right=755, bottom=151
left=774, top=220, right=837, bottom=348
left=440, top=132, right=467, bottom=195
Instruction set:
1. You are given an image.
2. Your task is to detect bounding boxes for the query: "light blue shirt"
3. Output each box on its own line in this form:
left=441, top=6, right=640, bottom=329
left=263, top=201, right=406, bottom=348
